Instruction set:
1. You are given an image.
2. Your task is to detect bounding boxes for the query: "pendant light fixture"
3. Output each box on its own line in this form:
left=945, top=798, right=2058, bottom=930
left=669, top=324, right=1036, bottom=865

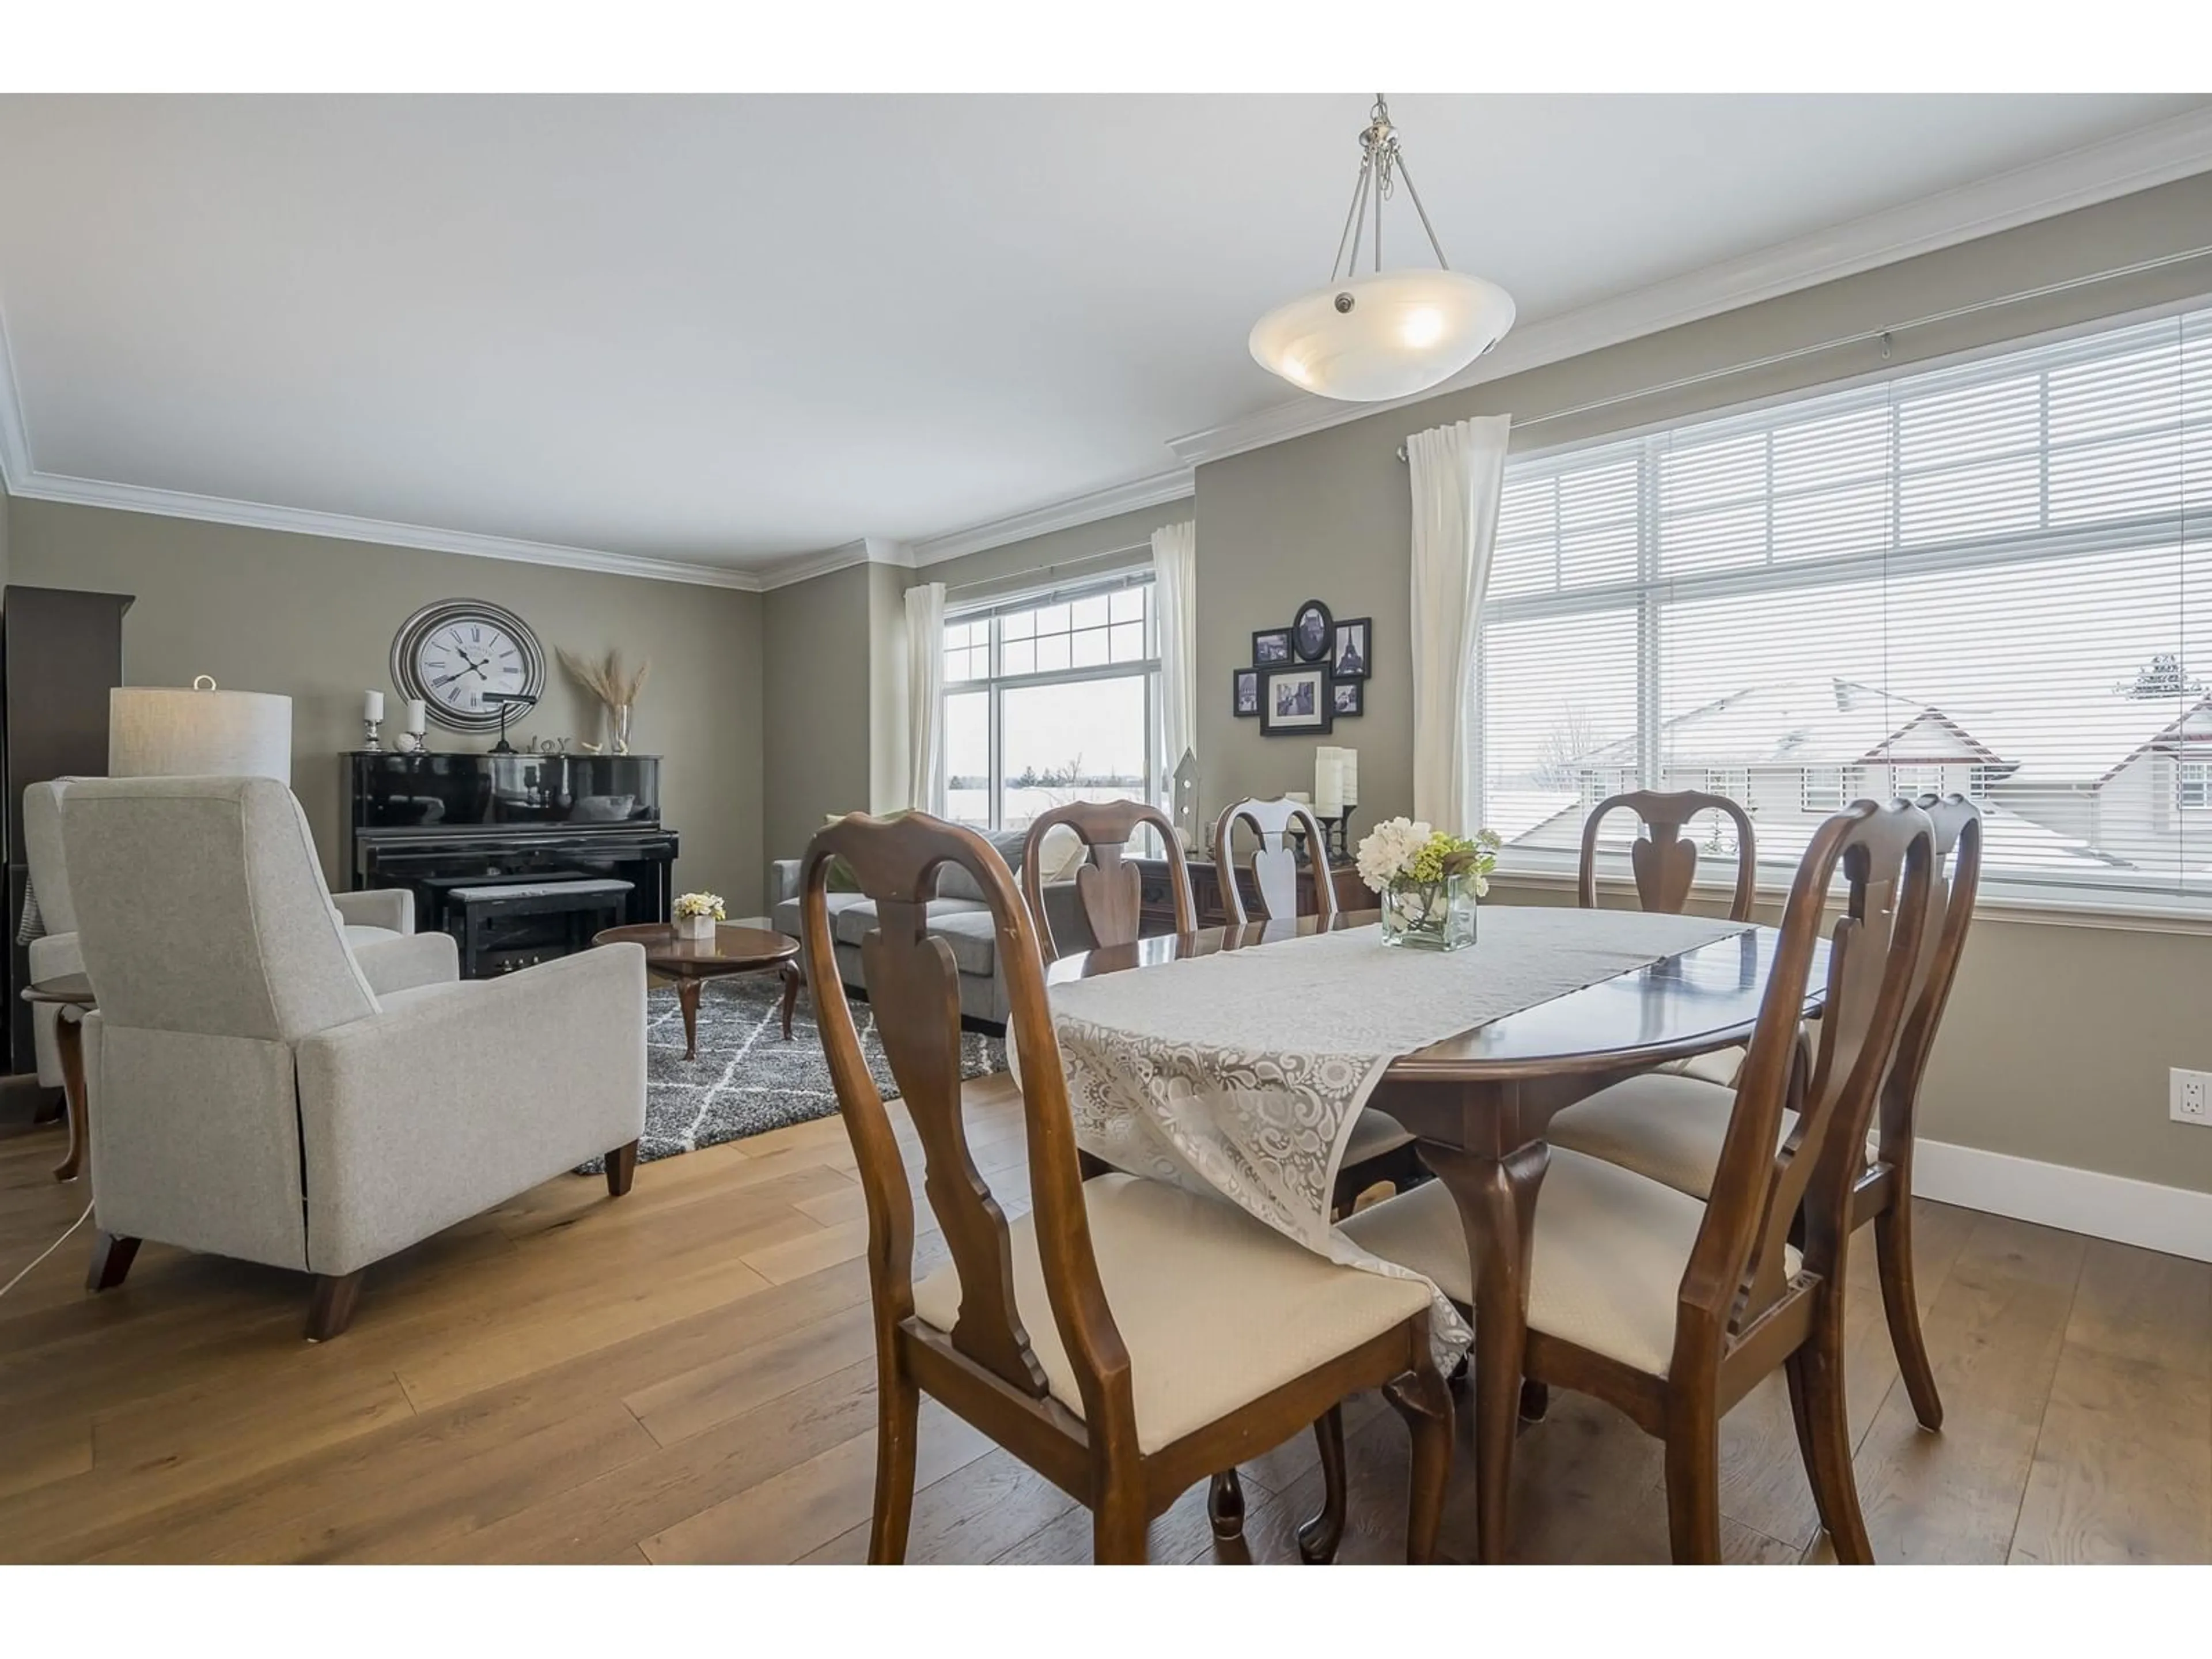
left=1249, top=94, right=1515, bottom=403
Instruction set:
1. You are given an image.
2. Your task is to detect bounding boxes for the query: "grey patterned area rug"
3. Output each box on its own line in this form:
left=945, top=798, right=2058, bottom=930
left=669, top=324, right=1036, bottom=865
left=576, top=973, right=1005, bottom=1173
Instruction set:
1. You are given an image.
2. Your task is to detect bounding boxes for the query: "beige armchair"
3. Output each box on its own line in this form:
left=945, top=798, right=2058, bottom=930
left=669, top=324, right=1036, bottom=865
left=21, top=778, right=433, bottom=1088
left=62, top=775, right=647, bottom=1338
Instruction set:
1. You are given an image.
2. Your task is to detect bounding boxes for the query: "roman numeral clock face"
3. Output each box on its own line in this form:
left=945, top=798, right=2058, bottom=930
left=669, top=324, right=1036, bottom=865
left=391, top=599, right=546, bottom=734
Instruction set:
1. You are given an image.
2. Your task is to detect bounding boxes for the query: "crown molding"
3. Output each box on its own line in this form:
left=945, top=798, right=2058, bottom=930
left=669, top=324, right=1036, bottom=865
left=755, top=535, right=916, bottom=592
left=3, top=468, right=767, bottom=590
left=909, top=467, right=1193, bottom=567
left=0, top=304, right=32, bottom=488
left=1168, top=104, right=2212, bottom=468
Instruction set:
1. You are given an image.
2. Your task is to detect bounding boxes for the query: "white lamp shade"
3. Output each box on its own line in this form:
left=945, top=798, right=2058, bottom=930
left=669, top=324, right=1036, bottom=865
left=109, top=685, right=293, bottom=783
left=1249, top=268, right=1516, bottom=403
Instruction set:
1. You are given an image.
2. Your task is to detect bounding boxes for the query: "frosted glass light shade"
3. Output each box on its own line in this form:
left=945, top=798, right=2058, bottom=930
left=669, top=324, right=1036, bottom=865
left=109, top=685, right=293, bottom=783
left=1249, top=268, right=1516, bottom=403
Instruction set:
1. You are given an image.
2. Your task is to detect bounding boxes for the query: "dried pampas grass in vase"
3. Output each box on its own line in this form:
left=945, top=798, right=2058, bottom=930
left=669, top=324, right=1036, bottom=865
left=558, top=647, right=652, bottom=754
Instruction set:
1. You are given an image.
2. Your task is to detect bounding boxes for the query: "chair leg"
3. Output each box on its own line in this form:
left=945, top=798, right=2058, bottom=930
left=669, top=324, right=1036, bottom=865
left=1093, top=1484, right=1149, bottom=1564
left=1387, top=1367, right=1453, bottom=1566
left=306, top=1271, right=365, bottom=1341
left=1789, top=1303, right=1874, bottom=1564
left=1206, top=1470, right=1245, bottom=1539
left=1297, top=1407, right=1348, bottom=1563
left=1661, top=1411, right=1722, bottom=1565
left=868, top=1365, right=921, bottom=1564
left=85, top=1232, right=141, bottom=1293
left=1874, top=1198, right=1944, bottom=1431
left=604, top=1139, right=639, bottom=1199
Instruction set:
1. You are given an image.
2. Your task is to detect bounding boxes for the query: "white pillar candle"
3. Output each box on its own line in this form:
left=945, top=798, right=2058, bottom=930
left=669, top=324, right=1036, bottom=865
left=404, top=698, right=427, bottom=734
left=363, top=689, right=385, bottom=723
left=1315, top=747, right=1343, bottom=817
left=1340, top=748, right=1359, bottom=807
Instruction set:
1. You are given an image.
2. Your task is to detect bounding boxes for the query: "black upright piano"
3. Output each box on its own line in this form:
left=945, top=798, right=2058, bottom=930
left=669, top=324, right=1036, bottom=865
left=342, top=751, right=678, bottom=978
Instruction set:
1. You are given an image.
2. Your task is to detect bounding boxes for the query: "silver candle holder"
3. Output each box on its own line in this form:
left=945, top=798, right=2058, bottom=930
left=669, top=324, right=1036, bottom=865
left=361, top=716, right=383, bottom=752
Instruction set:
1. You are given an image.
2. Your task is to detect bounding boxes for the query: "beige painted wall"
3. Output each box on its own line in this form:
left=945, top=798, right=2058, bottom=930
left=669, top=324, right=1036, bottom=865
left=5, top=497, right=767, bottom=910
left=762, top=562, right=875, bottom=870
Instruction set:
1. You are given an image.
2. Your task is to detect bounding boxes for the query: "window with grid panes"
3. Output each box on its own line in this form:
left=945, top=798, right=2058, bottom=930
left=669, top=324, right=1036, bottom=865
left=943, top=575, right=1159, bottom=831
left=1471, top=302, right=2212, bottom=902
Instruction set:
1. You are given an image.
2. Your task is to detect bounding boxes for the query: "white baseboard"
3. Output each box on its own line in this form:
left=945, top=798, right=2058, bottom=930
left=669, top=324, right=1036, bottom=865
left=1914, top=1139, right=2212, bottom=1264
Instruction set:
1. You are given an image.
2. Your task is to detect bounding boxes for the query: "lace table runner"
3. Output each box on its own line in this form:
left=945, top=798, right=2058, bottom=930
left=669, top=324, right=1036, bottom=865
left=1040, top=907, right=1751, bottom=1364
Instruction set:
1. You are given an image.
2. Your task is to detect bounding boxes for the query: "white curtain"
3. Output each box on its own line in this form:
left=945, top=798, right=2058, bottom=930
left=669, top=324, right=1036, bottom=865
left=1407, top=414, right=1511, bottom=835
left=1151, top=520, right=1199, bottom=813
left=904, top=580, right=946, bottom=815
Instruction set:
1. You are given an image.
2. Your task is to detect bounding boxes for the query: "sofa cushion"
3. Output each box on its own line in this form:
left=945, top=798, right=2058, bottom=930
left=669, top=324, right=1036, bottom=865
left=935, top=828, right=1027, bottom=903
left=821, top=897, right=997, bottom=978
left=771, top=890, right=872, bottom=943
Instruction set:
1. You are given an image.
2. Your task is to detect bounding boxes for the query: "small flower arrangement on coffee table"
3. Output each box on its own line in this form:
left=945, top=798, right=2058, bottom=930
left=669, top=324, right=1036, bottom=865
left=673, top=891, right=726, bottom=942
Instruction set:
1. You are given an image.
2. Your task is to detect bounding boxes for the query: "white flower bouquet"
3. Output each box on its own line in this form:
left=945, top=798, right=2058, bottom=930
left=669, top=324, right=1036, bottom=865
left=673, top=891, right=726, bottom=940
left=1355, top=817, right=1501, bottom=951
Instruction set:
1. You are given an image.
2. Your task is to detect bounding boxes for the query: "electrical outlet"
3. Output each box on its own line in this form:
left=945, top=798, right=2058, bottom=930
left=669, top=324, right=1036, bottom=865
left=2173, top=1069, right=2212, bottom=1126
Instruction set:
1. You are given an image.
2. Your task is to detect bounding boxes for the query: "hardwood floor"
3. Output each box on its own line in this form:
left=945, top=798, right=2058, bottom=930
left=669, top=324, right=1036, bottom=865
left=1, top=1076, right=2205, bottom=1565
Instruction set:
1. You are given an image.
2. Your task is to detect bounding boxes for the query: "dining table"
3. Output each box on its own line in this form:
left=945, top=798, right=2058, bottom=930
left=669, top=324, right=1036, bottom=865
left=1044, top=903, right=1827, bottom=1565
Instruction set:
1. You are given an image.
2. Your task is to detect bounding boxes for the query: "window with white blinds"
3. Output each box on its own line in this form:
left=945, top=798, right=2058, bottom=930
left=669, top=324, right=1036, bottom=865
left=1472, top=302, right=2212, bottom=903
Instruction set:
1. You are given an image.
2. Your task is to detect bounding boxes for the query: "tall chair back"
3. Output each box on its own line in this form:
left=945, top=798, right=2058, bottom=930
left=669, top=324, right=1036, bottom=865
left=1021, top=798, right=1194, bottom=963
left=1579, top=789, right=1758, bottom=922
left=1676, top=798, right=1934, bottom=1374
left=802, top=811, right=1138, bottom=1441
left=1210, top=796, right=1337, bottom=927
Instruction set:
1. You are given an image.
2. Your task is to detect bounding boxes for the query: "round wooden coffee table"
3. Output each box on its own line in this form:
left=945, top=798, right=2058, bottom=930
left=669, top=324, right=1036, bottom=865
left=593, top=923, right=804, bottom=1061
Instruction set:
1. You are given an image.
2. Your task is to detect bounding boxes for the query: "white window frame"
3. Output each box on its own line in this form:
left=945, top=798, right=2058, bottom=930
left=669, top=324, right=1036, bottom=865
left=1889, top=764, right=1945, bottom=800
left=942, top=574, right=1160, bottom=833
left=1800, top=767, right=1847, bottom=812
left=1471, top=297, right=2212, bottom=916
left=2180, top=760, right=2212, bottom=811
left=1702, top=767, right=1749, bottom=804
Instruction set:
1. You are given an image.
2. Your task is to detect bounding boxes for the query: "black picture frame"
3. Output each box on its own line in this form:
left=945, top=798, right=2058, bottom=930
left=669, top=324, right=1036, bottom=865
left=1291, top=598, right=1335, bottom=662
left=1331, top=677, right=1364, bottom=718
left=1330, top=616, right=1372, bottom=681
left=1252, top=627, right=1293, bottom=665
left=1232, top=666, right=1260, bottom=718
left=1258, top=662, right=1335, bottom=736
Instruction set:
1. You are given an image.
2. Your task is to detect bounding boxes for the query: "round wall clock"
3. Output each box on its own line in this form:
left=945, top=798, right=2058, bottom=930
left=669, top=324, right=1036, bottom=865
left=389, top=597, right=547, bottom=733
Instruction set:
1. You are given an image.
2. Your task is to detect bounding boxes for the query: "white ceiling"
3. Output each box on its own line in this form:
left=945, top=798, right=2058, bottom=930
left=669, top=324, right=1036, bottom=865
left=0, top=94, right=2206, bottom=581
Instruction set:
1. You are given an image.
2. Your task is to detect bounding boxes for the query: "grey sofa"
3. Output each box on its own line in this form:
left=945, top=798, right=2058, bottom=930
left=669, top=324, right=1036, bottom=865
left=771, top=828, right=1088, bottom=1031
left=63, top=775, right=647, bottom=1338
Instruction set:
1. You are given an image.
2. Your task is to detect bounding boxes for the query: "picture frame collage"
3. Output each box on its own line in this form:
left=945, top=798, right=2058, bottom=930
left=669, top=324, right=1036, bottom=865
left=1233, top=598, right=1371, bottom=736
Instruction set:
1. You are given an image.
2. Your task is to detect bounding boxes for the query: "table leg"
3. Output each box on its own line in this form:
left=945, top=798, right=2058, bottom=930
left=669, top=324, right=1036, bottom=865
left=677, top=979, right=702, bottom=1061
left=52, top=1009, right=89, bottom=1183
left=778, top=962, right=802, bottom=1040
left=1418, top=1133, right=1548, bottom=1565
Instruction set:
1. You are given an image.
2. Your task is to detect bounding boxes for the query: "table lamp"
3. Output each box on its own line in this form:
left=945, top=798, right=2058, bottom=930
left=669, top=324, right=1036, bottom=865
left=108, top=676, right=294, bottom=783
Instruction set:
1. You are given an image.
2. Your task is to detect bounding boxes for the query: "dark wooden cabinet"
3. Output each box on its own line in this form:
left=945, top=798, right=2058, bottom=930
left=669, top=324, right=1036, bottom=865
left=3, top=585, right=135, bottom=1074
left=1132, top=856, right=1369, bottom=934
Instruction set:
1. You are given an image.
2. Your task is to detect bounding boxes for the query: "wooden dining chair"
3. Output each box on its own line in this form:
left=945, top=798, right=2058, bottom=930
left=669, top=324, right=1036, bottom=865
left=1212, top=794, right=1422, bottom=1218
left=1021, top=798, right=1195, bottom=965
left=1343, top=798, right=1937, bottom=1562
left=1542, top=794, right=1982, bottom=1433
left=801, top=809, right=1453, bottom=1564
left=1582, top=787, right=1762, bottom=1090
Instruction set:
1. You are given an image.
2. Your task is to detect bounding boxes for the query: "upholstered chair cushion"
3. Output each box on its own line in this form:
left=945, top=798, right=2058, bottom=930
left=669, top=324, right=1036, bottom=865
left=1652, top=1044, right=1747, bottom=1088
left=1342, top=1146, right=1800, bottom=1379
left=910, top=1172, right=1430, bottom=1453
left=65, top=776, right=379, bottom=1042
left=1545, top=1073, right=1757, bottom=1201
left=1342, top=1107, right=1415, bottom=1166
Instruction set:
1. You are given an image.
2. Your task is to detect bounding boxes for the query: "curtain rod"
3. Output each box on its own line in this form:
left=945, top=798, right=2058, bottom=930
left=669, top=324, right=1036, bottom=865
left=1393, top=241, right=2212, bottom=461
left=942, top=540, right=1153, bottom=599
